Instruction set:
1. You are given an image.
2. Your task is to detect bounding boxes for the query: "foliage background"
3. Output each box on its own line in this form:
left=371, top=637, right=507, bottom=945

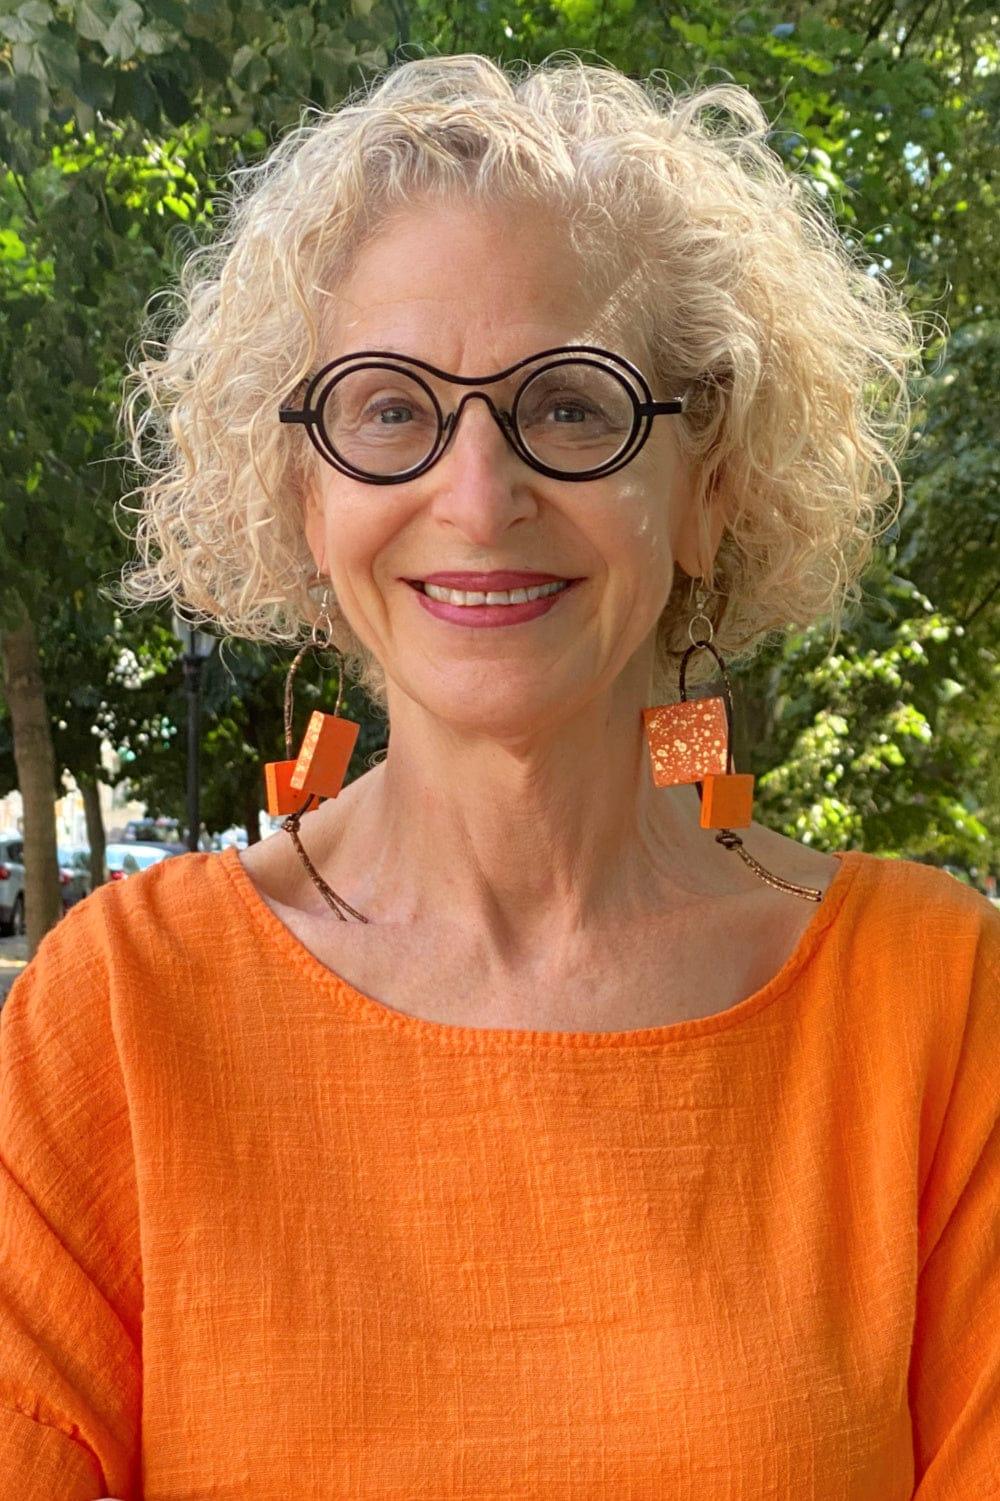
left=1, top=0, right=997, bottom=948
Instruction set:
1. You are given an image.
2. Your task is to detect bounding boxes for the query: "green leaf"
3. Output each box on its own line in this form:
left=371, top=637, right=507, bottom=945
left=0, top=2, right=50, bottom=43
left=0, top=229, right=27, bottom=259
left=11, top=39, right=48, bottom=81
left=103, top=0, right=145, bottom=61
left=74, top=0, right=115, bottom=45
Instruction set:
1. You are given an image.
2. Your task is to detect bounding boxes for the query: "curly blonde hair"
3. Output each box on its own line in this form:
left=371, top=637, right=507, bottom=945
left=115, top=51, right=932, bottom=715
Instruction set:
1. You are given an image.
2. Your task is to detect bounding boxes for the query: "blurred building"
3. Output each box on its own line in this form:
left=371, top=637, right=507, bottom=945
left=0, top=740, right=147, bottom=845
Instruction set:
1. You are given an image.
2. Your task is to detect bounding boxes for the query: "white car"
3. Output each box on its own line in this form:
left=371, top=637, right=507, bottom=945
left=57, top=845, right=92, bottom=908
left=105, top=842, right=181, bottom=881
left=0, top=833, right=26, bottom=937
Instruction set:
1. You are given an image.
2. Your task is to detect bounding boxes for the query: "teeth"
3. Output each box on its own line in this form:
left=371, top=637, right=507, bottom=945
left=423, top=580, right=569, bottom=606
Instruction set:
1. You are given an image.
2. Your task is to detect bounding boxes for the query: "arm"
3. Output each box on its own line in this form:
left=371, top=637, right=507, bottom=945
left=907, top=895, right=1000, bottom=1496
left=0, top=898, right=142, bottom=1500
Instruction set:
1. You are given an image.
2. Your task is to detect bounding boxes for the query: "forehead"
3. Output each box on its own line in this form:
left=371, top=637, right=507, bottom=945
left=321, top=198, right=647, bottom=371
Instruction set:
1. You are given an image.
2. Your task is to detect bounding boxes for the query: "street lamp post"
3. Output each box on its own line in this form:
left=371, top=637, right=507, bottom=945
left=171, top=613, right=217, bottom=853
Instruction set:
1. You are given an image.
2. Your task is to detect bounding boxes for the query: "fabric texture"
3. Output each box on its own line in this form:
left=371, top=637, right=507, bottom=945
left=1, top=842, right=997, bottom=1500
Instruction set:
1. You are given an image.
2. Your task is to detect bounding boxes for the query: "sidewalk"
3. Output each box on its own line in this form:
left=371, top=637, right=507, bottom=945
left=0, top=935, right=28, bottom=1005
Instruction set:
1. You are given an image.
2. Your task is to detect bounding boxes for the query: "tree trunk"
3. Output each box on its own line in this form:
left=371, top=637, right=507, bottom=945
left=242, top=783, right=262, bottom=845
left=733, top=657, right=781, bottom=779
left=242, top=698, right=266, bottom=845
left=0, top=596, right=62, bottom=956
left=78, top=770, right=107, bottom=890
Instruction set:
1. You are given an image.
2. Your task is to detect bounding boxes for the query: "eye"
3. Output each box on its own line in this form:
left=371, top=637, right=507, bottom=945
left=367, top=401, right=415, bottom=425
left=547, top=399, right=599, bottom=424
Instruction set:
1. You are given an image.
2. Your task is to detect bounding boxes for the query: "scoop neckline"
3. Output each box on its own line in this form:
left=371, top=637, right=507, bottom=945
left=215, top=841, right=868, bottom=1050
left=218, top=842, right=865, bottom=1049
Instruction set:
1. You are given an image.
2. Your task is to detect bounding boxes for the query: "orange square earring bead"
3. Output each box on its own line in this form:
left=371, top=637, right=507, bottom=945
left=642, top=697, right=729, bottom=786
left=264, top=759, right=321, bottom=818
left=699, top=768, right=754, bottom=829
left=290, top=708, right=358, bottom=798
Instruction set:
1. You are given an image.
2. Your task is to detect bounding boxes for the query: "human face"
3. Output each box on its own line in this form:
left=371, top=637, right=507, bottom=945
left=303, top=198, right=714, bottom=732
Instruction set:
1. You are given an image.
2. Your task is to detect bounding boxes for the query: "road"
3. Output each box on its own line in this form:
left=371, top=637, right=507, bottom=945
left=0, top=934, right=27, bottom=1006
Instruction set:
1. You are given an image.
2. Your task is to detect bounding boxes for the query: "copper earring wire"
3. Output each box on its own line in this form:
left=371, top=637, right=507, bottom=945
left=279, top=580, right=370, bottom=923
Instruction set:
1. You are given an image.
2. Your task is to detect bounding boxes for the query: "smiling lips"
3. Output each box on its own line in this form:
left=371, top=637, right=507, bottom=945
left=411, top=576, right=576, bottom=622
left=407, top=570, right=574, bottom=590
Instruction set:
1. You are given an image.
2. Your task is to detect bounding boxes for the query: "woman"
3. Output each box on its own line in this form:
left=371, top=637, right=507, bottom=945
left=2, top=53, right=997, bottom=1501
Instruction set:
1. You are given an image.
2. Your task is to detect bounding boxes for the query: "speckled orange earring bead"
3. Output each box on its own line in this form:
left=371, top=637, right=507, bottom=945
left=641, top=697, right=729, bottom=786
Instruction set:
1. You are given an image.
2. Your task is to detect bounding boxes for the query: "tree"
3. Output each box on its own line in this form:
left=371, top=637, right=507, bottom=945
left=2, top=0, right=997, bottom=960
left=2, top=1, right=398, bottom=953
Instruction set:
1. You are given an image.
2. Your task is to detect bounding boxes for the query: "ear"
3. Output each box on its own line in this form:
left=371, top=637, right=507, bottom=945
left=302, top=480, right=326, bottom=576
left=672, top=470, right=728, bottom=582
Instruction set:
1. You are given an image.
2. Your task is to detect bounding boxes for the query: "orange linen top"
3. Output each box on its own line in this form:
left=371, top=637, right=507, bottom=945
left=1, top=845, right=998, bottom=1501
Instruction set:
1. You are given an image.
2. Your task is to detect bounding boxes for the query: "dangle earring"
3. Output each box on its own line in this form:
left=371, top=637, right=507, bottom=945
left=641, top=579, right=824, bottom=903
left=263, top=577, right=359, bottom=815
left=262, top=574, right=369, bottom=922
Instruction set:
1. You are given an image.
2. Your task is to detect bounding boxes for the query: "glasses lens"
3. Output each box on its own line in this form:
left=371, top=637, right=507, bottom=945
left=319, top=365, right=440, bottom=477
left=514, top=361, right=635, bottom=473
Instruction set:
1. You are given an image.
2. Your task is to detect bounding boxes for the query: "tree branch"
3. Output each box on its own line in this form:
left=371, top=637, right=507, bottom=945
left=862, top=0, right=898, bottom=52
left=961, top=576, right=1000, bottom=627
left=896, top=0, right=938, bottom=60
left=10, top=169, right=40, bottom=226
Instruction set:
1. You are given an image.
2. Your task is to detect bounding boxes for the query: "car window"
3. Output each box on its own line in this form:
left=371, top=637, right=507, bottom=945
left=6, top=841, right=23, bottom=862
left=110, top=847, right=165, bottom=872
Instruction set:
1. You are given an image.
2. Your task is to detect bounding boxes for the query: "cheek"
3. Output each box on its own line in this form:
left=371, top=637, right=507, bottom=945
left=311, top=482, right=398, bottom=579
left=602, top=477, right=675, bottom=587
left=329, top=525, right=415, bottom=636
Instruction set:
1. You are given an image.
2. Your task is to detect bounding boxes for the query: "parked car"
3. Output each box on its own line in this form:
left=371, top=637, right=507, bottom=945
left=0, top=833, right=25, bottom=937
left=57, top=845, right=92, bottom=908
left=105, top=841, right=183, bottom=881
left=209, top=826, right=249, bottom=851
left=122, top=817, right=183, bottom=844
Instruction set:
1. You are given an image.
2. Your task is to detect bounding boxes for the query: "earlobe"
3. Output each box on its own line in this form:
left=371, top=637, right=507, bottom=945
left=674, top=472, right=728, bottom=581
left=302, top=484, right=326, bottom=575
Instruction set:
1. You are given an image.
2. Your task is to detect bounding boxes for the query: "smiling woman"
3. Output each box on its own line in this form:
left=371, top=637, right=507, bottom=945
left=1, top=50, right=997, bottom=1501
left=114, top=57, right=924, bottom=711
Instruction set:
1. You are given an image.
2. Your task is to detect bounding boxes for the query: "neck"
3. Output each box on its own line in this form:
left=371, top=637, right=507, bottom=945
left=306, top=671, right=734, bottom=969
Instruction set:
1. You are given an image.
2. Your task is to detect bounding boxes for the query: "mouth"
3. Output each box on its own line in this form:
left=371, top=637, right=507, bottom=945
left=405, top=575, right=582, bottom=628
left=404, top=579, right=584, bottom=603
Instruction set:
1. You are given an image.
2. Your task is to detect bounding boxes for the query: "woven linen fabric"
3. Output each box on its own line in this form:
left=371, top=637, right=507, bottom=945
left=1, top=843, right=997, bottom=1500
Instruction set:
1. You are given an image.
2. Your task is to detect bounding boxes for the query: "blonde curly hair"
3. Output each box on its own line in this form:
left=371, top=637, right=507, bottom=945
left=115, top=51, right=932, bottom=715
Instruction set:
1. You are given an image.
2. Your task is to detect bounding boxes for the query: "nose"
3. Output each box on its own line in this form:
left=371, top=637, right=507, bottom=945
left=424, top=392, right=535, bottom=533
left=439, top=391, right=517, bottom=465
left=433, top=391, right=528, bottom=487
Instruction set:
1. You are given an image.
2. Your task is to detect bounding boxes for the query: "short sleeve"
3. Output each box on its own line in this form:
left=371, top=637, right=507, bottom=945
left=908, top=891, right=1000, bottom=1496
left=0, top=897, right=142, bottom=1501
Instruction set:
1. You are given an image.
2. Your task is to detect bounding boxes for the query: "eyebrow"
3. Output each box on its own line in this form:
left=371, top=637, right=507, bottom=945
left=308, top=344, right=632, bottom=385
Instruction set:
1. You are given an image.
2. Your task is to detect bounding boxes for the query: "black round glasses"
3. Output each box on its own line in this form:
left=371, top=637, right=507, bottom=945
left=278, top=345, right=689, bottom=484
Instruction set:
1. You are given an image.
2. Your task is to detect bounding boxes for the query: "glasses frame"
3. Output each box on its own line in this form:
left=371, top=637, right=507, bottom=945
left=278, top=344, right=688, bottom=485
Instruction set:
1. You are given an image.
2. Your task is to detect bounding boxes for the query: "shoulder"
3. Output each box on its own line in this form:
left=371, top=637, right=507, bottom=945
left=235, top=830, right=293, bottom=905
left=235, top=825, right=335, bottom=917
left=831, top=851, right=1000, bottom=1041
left=2, top=851, right=227, bottom=1029
left=844, top=849, right=999, bottom=942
